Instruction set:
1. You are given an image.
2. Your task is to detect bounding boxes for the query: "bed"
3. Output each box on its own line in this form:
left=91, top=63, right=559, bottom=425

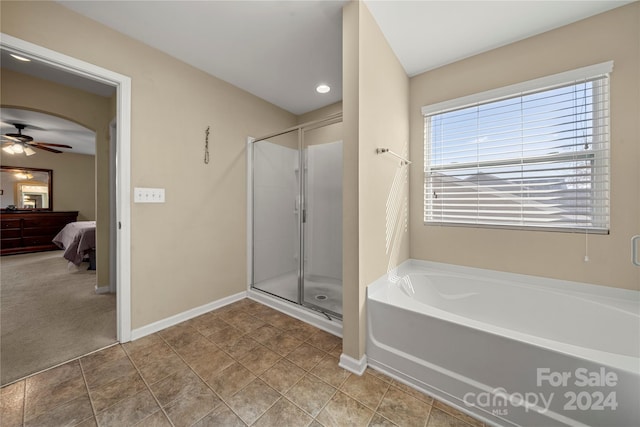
left=52, top=221, right=96, bottom=269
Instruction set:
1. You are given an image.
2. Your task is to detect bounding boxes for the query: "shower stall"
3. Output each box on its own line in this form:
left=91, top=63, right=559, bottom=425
left=249, top=114, right=343, bottom=319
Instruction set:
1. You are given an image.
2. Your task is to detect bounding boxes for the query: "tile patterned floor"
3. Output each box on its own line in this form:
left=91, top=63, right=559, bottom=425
left=0, top=298, right=487, bottom=427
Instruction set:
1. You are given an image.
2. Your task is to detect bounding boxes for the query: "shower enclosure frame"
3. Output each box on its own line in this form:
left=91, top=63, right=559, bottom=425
left=247, top=113, right=343, bottom=323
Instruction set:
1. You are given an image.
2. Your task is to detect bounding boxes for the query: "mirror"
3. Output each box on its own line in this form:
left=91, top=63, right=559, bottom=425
left=0, top=166, right=53, bottom=211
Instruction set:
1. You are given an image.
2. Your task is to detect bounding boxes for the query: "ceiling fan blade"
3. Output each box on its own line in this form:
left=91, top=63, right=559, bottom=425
left=31, top=142, right=73, bottom=149
left=2, top=135, right=21, bottom=142
left=33, top=145, right=63, bottom=154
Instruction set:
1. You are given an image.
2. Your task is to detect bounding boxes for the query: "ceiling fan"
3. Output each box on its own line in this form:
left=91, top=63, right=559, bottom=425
left=2, top=123, right=73, bottom=156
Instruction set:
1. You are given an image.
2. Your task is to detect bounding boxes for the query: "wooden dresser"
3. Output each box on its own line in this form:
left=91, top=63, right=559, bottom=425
left=0, top=211, right=78, bottom=256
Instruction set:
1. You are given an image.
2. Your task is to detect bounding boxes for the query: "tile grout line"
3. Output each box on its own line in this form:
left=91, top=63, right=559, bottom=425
left=205, top=314, right=441, bottom=427
left=397, top=381, right=434, bottom=427
left=124, top=302, right=337, bottom=427
left=396, top=381, right=433, bottom=427
left=248, top=309, right=344, bottom=424
left=214, top=377, right=282, bottom=424
left=389, top=380, right=444, bottom=427
left=120, top=343, right=176, bottom=427
left=344, top=380, right=378, bottom=427
left=154, top=328, right=251, bottom=426
left=77, top=358, right=99, bottom=426
left=156, top=329, right=239, bottom=420
left=430, top=402, right=480, bottom=427
left=75, top=350, right=150, bottom=419
left=424, top=403, right=433, bottom=427
left=196, top=302, right=333, bottom=425
left=2, top=341, right=121, bottom=389
left=280, top=361, right=340, bottom=423
left=11, top=299, right=481, bottom=427
left=335, top=366, right=431, bottom=427
left=368, top=376, right=393, bottom=422
left=291, top=386, right=338, bottom=425
left=21, top=380, right=26, bottom=427
left=22, top=361, right=94, bottom=427
left=248, top=394, right=285, bottom=426
left=389, top=381, right=435, bottom=427
left=219, top=349, right=288, bottom=425
left=227, top=307, right=327, bottom=425
left=251, top=300, right=438, bottom=425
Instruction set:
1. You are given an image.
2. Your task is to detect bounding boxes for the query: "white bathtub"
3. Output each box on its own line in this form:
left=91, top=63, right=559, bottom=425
left=366, top=260, right=640, bottom=427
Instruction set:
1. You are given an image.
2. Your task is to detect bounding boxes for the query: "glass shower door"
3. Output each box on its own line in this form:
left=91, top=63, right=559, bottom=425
left=252, top=130, right=301, bottom=303
left=302, top=124, right=343, bottom=316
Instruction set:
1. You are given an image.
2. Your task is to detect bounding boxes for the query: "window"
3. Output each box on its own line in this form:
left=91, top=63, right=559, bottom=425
left=423, top=62, right=611, bottom=233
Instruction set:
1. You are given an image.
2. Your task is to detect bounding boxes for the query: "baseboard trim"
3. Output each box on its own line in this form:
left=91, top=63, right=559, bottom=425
left=339, top=353, right=367, bottom=376
left=130, top=291, right=247, bottom=341
left=95, top=285, right=110, bottom=294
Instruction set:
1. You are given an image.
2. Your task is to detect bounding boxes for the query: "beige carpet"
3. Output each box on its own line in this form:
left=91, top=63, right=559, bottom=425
left=1, top=250, right=116, bottom=385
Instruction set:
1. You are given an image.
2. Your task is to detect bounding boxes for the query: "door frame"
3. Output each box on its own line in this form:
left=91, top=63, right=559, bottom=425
left=1, top=33, right=132, bottom=342
left=246, top=113, right=344, bottom=319
left=246, top=136, right=342, bottom=337
left=109, top=119, right=118, bottom=294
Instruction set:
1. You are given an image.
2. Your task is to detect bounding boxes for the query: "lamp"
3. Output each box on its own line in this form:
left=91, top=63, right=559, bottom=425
left=15, top=172, right=33, bottom=180
left=1, top=142, right=36, bottom=156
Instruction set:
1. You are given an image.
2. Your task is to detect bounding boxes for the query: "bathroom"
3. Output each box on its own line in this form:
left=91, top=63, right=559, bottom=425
left=244, top=3, right=639, bottom=426
left=1, top=1, right=638, bottom=426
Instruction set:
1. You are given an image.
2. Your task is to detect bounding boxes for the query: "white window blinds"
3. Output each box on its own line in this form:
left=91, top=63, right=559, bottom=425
left=423, top=62, right=611, bottom=232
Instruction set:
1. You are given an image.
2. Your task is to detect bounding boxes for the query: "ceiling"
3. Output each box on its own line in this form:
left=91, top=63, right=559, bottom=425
left=58, top=0, right=347, bottom=115
left=365, top=0, right=634, bottom=77
left=0, top=49, right=115, bottom=98
left=56, top=0, right=631, bottom=115
left=1, top=108, right=96, bottom=156
left=1, top=1, right=633, bottom=121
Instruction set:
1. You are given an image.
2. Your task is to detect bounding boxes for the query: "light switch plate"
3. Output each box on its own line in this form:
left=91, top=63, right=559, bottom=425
left=134, top=187, right=165, bottom=203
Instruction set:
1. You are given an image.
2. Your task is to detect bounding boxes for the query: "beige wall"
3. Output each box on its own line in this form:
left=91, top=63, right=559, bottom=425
left=1, top=0, right=296, bottom=328
left=409, top=2, right=640, bottom=290
left=1, top=68, right=112, bottom=286
left=1, top=150, right=95, bottom=221
left=342, top=1, right=410, bottom=360
left=297, top=101, right=342, bottom=123
left=342, top=0, right=361, bottom=360
left=298, top=102, right=343, bottom=148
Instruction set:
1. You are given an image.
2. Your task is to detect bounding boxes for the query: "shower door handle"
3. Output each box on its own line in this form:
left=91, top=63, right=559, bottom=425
left=633, top=235, right=640, bottom=266
left=302, top=209, right=307, bottom=223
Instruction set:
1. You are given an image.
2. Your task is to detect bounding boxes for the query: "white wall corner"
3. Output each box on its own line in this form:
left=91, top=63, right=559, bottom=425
left=339, top=353, right=367, bottom=376
left=129, top=291, right=247, bottom=341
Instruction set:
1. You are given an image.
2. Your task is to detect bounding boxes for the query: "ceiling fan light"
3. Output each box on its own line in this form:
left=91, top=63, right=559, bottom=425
left=24, top=146, right=36, bottom=156
left=11, top=144, right=24, bottom=154
left=2, top=145, right=15, bottom=154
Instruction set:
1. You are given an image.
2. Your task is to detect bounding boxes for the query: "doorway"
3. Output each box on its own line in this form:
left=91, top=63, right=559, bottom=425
left=0, top=33, right=131, bottom=384
left=250, top=115, right=343, bottom=319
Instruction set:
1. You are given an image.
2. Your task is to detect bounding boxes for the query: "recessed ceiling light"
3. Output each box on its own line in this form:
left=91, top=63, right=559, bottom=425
left=10, top=53, right=31, bottom=62
left=316, top=84, right=331, bottom=94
